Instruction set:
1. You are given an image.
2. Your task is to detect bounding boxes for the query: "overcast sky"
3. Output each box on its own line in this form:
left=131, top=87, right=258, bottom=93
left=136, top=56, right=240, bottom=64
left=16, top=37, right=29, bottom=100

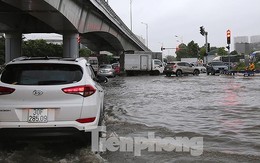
left=107, top=0, right=260, bottom=55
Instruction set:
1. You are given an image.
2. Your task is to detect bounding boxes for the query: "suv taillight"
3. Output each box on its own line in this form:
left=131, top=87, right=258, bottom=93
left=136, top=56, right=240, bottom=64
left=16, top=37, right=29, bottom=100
left=0, top=86, right=15, bottom=95
left=76, top=117, right=96, bottom=123
left=172, top=65, right=177, bottom=69
left=62, top=85, right=96, bottom=97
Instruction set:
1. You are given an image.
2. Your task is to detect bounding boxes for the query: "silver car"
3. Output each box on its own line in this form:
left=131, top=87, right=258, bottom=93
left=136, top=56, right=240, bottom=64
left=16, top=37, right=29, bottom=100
left=97, top=64, right=116, bottom=77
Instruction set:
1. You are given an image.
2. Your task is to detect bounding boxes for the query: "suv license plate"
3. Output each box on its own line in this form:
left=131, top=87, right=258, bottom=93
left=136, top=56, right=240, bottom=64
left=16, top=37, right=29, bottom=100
left=28, top=109, right=48, bottom=123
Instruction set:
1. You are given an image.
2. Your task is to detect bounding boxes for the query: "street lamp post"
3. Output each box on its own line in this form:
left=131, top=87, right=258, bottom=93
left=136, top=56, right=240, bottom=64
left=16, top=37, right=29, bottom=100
left=130, top=0, right=133, bottom=31
left=141, top=22, right=148, bottom=47
left=175, top=35, right=183, bottom=43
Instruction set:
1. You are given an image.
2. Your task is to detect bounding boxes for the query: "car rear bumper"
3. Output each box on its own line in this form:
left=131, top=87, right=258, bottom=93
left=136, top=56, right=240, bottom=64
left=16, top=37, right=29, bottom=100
left=163, top=70, right=176, bottom=74
left=0, top=127, right=84, bottom=138
left=97, top=72, right=114, bottom=77
left=0, top=120, right=99, bottom=136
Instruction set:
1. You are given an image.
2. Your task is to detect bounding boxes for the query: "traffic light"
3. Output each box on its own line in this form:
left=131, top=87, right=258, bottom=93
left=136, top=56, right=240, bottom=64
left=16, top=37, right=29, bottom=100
left=77, top=36, right=80, bottom=43
left=227, top=30, right=231, bottom=44
left=200, top=26, right=205, bottom=36
left=207, top=43, right=210, bottom=52
left=161, top=46, right=165, bottom=51
left=226, top=45, right=230, bottom=50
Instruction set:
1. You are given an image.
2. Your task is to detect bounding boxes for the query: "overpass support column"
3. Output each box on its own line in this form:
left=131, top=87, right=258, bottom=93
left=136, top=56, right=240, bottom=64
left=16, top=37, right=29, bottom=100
left=5, top=33, right=22, bottom=62
left=63, top=33, right=79, bottom=58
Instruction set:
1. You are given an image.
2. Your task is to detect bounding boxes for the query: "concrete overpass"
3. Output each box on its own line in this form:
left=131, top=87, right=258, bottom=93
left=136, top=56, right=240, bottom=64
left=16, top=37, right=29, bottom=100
left=0, top=0, right=150, bottom=62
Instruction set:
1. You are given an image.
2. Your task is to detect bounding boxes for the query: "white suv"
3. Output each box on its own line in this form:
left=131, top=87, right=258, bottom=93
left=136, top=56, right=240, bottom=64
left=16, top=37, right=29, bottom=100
left=163, top=61, right=200, bottom=77
left=0, top=57, right=106, bottom=140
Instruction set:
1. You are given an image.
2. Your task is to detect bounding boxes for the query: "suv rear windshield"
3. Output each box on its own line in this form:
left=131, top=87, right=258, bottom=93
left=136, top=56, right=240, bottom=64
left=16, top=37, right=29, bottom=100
left=211, top=62, right=225, bottom=66
left=166, top=63, right=176, bottom=67
left=1, top=63, right=83, bottom=85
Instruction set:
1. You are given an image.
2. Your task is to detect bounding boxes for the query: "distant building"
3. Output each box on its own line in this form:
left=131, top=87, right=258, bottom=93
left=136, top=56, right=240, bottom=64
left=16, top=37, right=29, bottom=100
left=235, top=43, right=250, bottom=55
left=234, top=35, right=260, bottom=54
left=250, top=35, right=260, bottom=43
left=250, top=42, right=260, bottom=52
left=249, top=35, right=260, bottom=52
left=234, top=36, right=248, bottom=43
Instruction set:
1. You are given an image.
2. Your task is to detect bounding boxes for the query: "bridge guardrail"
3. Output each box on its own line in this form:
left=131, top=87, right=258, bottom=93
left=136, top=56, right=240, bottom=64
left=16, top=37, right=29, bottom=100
left=93, top=0, right=150, bottom=51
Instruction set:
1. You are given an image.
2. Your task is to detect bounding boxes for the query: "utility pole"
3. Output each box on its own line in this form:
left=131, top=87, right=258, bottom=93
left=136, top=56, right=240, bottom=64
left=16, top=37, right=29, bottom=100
left=130, top=0, right=133, bottom=31
left=141, top=22, right=148, bottom=47
left=175, top=35, right=183, bottom=43
left=205, top=31, right=208, bottom=64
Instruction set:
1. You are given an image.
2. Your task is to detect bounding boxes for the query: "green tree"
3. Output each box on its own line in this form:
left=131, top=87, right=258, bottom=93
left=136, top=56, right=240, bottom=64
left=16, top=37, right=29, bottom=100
left=187, top=41, right=200, bottom=58
left=176, top=41, right=200, bottom=60
left=230, top=50, right=238, bottom=55
left=79, top=48, right=92, bottom=57
left=199, top=47, right=206, bottom=59
left=165, top=55, right=176, bottom=62
left=22, top=39, right=63, bottom=57
left=175, top=43, right=188, bottom=60
left=217, top=47, right=228, bottom=56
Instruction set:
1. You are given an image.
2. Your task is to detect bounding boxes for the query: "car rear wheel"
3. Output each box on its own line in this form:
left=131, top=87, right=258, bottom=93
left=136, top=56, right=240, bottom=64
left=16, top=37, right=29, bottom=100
left=176, top=70, right=182, bottom=77
left=165, top=73, right=171, bottom=77
left=193, top=69, right=199, bottom=76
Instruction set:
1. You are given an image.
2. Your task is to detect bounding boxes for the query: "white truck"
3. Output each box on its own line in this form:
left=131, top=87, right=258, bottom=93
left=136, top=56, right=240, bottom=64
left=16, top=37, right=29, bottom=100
left=86, top=57, right=99, bottom=73
left=123, top=51, right=164, bottom=76
left=181, top=58, right=198, bottom=64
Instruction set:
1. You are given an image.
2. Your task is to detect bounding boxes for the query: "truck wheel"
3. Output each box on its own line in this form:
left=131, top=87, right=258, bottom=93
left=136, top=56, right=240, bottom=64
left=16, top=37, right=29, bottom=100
left=155, top=70, right=160, bottom=76
left=176, top=70, right=182, bottom=77
left=193, top=69, right=199, bottom=76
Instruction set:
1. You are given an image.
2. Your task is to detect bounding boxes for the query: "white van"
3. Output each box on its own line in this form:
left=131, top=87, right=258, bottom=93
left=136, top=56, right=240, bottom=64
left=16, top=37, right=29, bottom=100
left=87, top=57, right=99, bottom=73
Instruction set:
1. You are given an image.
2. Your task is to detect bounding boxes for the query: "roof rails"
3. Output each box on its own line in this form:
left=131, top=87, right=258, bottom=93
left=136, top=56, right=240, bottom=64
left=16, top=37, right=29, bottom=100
left=11, top=56, right=82, bottom=62
left=11, top=56, right=29, bottom=62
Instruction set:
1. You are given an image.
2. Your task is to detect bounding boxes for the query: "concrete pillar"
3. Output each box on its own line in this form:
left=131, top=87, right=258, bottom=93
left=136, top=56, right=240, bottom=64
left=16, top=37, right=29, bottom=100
left=63, top=33, right=79, bottom=58
left=5, top=33, right=22, bottom=62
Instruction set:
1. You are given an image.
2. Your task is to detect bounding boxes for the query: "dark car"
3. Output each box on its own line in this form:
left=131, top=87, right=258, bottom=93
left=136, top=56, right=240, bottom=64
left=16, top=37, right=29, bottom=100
left=206, top=61, right=228, bottom=75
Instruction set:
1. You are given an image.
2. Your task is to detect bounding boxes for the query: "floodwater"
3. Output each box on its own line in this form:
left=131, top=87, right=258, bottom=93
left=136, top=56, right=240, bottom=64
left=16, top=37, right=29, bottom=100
left=1, top=74, right=260, bottom=163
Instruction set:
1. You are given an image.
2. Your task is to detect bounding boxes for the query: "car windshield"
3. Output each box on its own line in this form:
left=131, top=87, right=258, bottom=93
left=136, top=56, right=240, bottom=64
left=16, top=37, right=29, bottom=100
left=166, top=63, right=176, bottom=66
left=100, top=65, right=112, bottom=69
left=1, top=63, right=83, bottom=85
left=211, top=62, right=225, bottom=66
left=89, top=60, right=98, bottom=64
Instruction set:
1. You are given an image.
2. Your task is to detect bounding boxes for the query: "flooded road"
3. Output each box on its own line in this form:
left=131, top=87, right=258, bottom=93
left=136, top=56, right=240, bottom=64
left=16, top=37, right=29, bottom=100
left=101, top=74, right=260, bottom=162
left=1, top=74, right=260, bottom=162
